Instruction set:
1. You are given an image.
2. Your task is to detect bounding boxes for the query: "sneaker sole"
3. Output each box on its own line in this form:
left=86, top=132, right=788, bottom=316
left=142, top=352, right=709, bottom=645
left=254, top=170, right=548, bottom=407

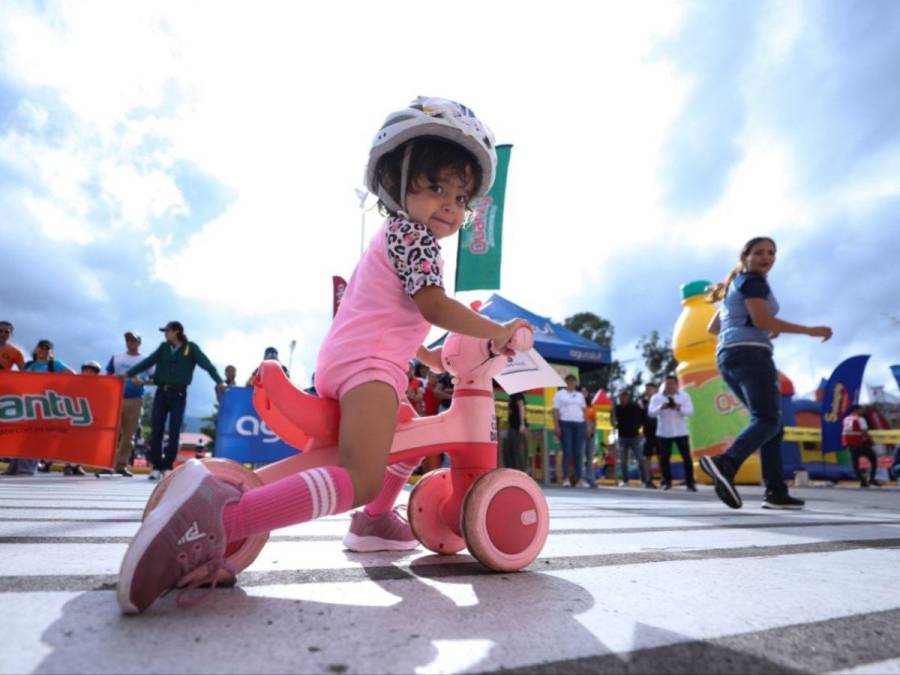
left=117, top=461, right=206, bottom=614
left=342, top=532, right=419, bottom=552
left=699, top=456, right=742, bottom=509
left=761, top=502, right=804, bottom=510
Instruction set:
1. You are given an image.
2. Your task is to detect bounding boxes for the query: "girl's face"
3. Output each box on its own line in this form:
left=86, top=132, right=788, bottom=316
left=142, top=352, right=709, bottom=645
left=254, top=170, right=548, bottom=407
left=744, top=239, right=777, bottom=275
left=405, top=166, right=475, bottom=239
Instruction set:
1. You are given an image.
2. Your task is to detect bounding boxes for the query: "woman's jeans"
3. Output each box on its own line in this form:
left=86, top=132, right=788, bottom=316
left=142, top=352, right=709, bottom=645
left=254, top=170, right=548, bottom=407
left=559, top=420, right=585, bottom=483
left=717, top=346, right=787, bottom=496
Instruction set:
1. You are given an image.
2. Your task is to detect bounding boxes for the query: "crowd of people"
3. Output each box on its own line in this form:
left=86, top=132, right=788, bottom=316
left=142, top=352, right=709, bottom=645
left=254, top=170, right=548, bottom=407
left=0, top=320, right=245, bottom=480
left=540, top=374, right=699, bottom=490
left=4, top=313, right=894, bottom=492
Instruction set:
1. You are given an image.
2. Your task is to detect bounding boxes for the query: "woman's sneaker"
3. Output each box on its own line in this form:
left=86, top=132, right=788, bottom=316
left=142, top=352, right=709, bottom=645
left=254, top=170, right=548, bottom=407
left=342, top=507, right=418, bottom=552
left=762, top=492, right=804, bottom=510
left=117, top=460, right=241, bottom=614
left=699, top=455, right=742, bottom=509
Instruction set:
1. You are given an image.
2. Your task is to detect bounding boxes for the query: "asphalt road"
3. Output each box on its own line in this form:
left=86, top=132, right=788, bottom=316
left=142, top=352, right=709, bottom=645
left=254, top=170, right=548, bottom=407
left=2, top=475, right=899, bottom=674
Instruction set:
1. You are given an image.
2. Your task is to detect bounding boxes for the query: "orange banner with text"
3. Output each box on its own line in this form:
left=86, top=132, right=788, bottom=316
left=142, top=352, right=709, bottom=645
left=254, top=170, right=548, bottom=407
left=0, top=372, right=123, bottom=467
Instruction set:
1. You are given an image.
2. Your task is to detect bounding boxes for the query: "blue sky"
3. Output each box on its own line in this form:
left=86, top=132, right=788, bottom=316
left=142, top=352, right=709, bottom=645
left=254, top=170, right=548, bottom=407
left=1, top=0, right=898, bottom=418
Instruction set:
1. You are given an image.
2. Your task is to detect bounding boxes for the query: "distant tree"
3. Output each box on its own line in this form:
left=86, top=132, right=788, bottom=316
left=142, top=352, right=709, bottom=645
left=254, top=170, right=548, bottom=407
left=564, top=312, right=614, bottom=348
left=563, top=312, right=624, bottom=395
left=200, top=403, right=219, bottom=453
left=637, top=330, right=678, bottom=384
left=139, top=392, right=154, bottom=440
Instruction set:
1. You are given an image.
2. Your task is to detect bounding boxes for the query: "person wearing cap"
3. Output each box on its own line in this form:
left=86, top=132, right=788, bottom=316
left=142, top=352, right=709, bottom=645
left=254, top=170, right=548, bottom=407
left=98, top=332, right=154, bottom=478
left=245, top=347, right=289, bottom=386
left=124, top=321, right=225, bottom=480
left=3, top=341, right=75, bottom=476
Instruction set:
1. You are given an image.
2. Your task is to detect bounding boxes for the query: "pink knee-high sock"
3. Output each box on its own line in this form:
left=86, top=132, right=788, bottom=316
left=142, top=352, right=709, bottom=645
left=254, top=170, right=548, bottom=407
left=222, top=466, right=354, bottom=542
left=364, top=459, right=420, bottom=517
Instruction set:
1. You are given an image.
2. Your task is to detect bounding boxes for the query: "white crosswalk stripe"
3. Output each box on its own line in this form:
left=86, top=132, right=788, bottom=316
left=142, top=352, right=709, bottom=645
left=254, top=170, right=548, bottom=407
left=2, top=474, right=899, bottom=674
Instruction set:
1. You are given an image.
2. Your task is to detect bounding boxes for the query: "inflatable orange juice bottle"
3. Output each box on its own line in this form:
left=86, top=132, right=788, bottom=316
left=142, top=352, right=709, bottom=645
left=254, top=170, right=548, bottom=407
left=673, top=280, right=760, bottom=484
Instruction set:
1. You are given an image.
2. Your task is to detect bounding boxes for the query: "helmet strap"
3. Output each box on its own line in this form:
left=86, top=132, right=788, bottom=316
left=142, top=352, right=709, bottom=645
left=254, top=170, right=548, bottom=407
left=377, top=185, right=405, bottom=218
left=397, top=142, right=414, bottom=219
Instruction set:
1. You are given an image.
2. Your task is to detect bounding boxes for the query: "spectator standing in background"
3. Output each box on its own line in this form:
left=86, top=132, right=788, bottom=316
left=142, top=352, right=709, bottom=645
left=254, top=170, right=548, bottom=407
left=503, top=391, right=528, bottom=472
left=613, top=391, right=647, bottom=488
left=0, top=321, right=25, bottom=371
left=246, top=347, right=289, bottom=386
left=98, top=331, right=153, bottom=478
left=649, top=376, right=697, bottom=491
left=406, top=360, right=425, bottom=416
left=638, top=383, right=659, bottom=489
left=125, top=321, right=225, bottom=480
left=581, top=387, right=597, bottom=487
left=435, top=372, right=454, bottom=412
left=420, top=370, right=445, bottom=472
left=24, top=340, right=73, bottom=374
left=224, top=365, right=238, bottom=387
left=842, top=405, right=881, bottom=487
left=553, top=374, right=588, bottom=488
left=422, top=370, right=442, bottom=417
left=6, top=340, right=75, bottom=476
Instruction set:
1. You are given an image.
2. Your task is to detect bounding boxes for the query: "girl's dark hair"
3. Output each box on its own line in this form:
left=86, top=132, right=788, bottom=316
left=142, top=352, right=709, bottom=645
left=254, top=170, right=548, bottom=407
left=705, top=236, right=777, bottom=302
left=374, top=137, right=483, bottom=217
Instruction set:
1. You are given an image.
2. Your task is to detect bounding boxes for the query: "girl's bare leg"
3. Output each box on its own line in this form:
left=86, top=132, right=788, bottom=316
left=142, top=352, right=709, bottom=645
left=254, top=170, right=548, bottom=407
left=338, top=381, right=399, bottom=508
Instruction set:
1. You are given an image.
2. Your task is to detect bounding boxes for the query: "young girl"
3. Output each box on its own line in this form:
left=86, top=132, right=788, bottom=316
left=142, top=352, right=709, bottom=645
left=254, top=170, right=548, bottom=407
left=117, top=97, right=530, bottom=614
left=700, top=236, right=832, bottom=510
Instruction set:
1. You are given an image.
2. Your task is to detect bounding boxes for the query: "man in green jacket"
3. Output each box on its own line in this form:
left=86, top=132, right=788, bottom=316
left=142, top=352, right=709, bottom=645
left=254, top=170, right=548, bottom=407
left=125, top=321, right=225, bottom=480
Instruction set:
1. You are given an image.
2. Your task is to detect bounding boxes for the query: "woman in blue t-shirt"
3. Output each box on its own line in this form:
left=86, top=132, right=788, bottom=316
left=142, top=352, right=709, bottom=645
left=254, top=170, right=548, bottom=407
left=700, top=237, right=832, bottom=510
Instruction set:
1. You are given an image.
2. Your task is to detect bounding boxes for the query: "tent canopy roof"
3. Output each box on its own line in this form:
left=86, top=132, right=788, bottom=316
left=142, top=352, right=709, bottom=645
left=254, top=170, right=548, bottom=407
left=432, top=294, right=611, bottom=367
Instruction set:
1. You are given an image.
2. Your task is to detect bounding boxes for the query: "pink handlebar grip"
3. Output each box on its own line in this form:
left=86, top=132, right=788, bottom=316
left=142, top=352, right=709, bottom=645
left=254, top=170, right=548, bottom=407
left=509, top=326, right=535, bottom=352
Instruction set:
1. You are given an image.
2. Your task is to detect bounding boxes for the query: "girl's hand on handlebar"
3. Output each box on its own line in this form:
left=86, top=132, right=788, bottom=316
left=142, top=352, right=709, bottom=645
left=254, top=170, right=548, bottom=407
left=808, top=326, right=833, bottom=342
left=491, top=319, right=533, bottom=356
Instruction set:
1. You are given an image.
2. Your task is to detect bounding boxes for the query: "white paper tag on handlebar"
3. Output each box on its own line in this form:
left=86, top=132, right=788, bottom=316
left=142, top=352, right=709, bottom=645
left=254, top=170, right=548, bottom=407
left=494, top=349, right=565, bottom=394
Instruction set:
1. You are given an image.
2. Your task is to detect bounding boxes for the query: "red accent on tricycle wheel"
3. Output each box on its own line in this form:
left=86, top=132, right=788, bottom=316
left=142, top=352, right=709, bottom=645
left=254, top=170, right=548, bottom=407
left=143, top=458, right=268, bottom=584
left=408, top=469, right=466, bottom=555
left=461, top=468, right=549, bottom=572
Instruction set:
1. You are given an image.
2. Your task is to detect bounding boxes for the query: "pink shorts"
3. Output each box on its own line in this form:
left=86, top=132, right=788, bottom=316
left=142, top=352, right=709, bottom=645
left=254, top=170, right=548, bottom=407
left=314, top=360, right=407, bottom=404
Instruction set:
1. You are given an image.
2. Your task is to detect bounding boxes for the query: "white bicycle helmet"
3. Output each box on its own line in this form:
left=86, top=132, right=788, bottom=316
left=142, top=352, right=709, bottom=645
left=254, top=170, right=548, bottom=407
left=365, top=96, right=497, bottom=216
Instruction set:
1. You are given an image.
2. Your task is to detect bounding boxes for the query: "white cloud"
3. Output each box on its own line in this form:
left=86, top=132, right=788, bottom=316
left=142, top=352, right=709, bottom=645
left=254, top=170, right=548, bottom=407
left=2, top=0, right=898, bottom=415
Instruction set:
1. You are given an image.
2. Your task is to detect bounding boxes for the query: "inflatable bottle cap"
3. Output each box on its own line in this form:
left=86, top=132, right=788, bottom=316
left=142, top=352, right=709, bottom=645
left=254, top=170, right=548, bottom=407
left=680, top=280, right=712, bottom=300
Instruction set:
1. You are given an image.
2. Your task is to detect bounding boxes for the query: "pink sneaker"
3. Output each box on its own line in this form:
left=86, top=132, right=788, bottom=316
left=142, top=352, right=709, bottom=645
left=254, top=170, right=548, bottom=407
left=117, top=460, right=241, bottom=614
left=342, top=507, right=419, bottom=552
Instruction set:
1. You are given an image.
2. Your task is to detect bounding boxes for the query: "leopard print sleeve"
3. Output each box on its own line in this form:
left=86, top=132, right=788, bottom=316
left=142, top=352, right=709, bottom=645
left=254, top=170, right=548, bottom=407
left=385, top=218, right=445, bottom=297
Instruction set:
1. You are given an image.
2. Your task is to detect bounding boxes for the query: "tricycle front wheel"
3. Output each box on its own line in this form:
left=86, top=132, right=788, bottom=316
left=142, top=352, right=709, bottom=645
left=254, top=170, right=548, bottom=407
left=460, top=469, right=549, bottom=572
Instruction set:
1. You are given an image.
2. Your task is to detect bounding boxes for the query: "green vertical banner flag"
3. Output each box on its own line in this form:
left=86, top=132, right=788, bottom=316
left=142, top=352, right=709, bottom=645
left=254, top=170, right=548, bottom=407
left=455, top=144, right=512, bottom=292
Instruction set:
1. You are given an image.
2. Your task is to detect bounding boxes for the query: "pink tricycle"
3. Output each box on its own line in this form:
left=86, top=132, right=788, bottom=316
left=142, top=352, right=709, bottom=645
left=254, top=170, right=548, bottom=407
left=144, top=327, right=549, bottom=580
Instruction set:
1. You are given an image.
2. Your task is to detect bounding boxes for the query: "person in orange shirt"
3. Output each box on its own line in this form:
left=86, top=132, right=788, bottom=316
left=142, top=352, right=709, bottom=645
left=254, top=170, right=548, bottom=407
left=0, top=321, right=26, bottom=371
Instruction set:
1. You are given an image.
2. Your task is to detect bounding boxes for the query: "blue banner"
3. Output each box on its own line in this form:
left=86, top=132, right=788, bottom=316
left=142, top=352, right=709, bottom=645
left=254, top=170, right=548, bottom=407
left=215, top=386, right=297, bottom=464
left=820, top=355, right=870, bottom=453
left=892, top=364, right=900, bottom=392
